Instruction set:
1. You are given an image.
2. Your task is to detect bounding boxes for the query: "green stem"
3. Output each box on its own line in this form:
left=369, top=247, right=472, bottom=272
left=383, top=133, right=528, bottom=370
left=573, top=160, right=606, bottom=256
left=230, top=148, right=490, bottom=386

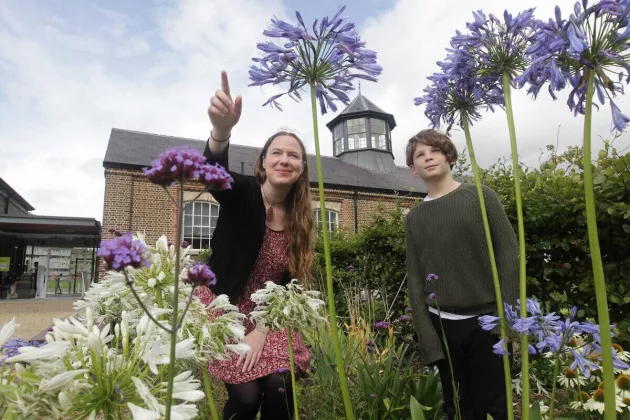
left=548, top=353, right=561, bottom=419
left=202, top=367, right=220, bottom=420
left=462, top=115, right=514, bottom=420
left=501, top=71, right=530, bottom=420
left=156, top=289, right=164, bottom=308
left=309, top=83, right=355, bottom=420
left=582, top=69, right=616, bottom=420
left=165, top=184, right=184, bottom=420
left=288, top=326, right=300, bottom=420
left=435, top=300, right=462, bottom=420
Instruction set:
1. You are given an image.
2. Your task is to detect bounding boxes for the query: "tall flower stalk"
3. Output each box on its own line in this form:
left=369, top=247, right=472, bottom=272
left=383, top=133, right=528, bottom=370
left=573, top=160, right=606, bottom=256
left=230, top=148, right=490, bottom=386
left=98, top=146, right=235, bottom=419
left=249, top=7, right=382, bottom=419
left=415, top=45, right=515, bottom=419
left=517, top=1, right=630, bottom=415
left=449, top=9, right=540, bottom=416
left=250, top=280, right=327, bottom=420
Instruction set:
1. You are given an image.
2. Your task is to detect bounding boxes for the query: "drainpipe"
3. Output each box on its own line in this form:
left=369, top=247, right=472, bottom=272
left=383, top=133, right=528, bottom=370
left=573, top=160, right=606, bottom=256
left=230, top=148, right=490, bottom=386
left=353, top=190, right=359, bottom=234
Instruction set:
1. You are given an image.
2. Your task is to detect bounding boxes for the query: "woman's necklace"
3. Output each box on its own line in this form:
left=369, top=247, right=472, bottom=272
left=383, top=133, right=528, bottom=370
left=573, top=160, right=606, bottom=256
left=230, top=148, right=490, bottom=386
left=261, top=186, right=285, bottom=222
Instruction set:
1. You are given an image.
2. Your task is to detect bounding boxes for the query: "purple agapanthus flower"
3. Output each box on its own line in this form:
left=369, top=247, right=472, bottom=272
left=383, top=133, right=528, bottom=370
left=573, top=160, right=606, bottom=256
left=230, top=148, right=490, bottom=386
left=184, top=262, right=217, bottom=288
left=414, top=46, right=505, bottom=129
left=482, top=297, right=630, bottom=372
left=143, top=147, right=233, bottom=189
left=1, top=338, right=47, bottom=364
left=249, top=6, right=382, bottom=114
left=98, top=233, right=150, bottom=271
left=450, top=8, right=537, bottom=79
left=517, top=1, right=630, bottom=131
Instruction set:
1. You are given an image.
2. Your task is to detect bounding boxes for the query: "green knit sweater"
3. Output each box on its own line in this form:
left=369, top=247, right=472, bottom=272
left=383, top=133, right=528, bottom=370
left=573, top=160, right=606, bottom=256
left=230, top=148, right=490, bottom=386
left=404, top=183, right=519, bottom=365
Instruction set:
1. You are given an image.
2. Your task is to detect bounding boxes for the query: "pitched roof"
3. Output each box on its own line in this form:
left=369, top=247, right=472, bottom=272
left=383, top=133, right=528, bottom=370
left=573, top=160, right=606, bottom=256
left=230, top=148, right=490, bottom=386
left=103, top=128, right=427, bottom=195
left=326, top=93, right=396, bottom=130
left=0, top=177, right=35, bottom=212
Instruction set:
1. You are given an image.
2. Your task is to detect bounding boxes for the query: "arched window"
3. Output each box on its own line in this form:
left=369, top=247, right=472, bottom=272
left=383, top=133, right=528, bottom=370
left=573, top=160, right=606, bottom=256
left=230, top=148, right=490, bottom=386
left=313, top=209, right=339, bottom=232
left=183, top=202, right=220, bottom=249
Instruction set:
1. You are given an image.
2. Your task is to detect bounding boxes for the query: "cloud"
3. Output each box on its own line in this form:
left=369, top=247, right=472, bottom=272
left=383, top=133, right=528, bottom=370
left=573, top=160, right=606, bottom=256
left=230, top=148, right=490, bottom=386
left=0, top=0, right=627, bottom=223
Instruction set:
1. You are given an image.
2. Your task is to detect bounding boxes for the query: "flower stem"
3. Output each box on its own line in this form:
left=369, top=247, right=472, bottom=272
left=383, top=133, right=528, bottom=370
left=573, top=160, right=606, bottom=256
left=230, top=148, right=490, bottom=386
left=501, top=71, right=530, bottom=420
left=548, top=353, right=561, bottom=419
left=202, top=366, right=220, bottom=420
left=165, top=183, right=184, bottom=420
left=462, top=114, right=514, bottom=420
left=582, top=69, right=615, bottom=420
left=309, top=83, right=355, bottom=420
left=156, top=289, right=164, bottom=308
left=287, top=326, right=300, bottom=420
left=435, top=299, right=462, bottom=420
left=123, top=270, right=171, bottom=333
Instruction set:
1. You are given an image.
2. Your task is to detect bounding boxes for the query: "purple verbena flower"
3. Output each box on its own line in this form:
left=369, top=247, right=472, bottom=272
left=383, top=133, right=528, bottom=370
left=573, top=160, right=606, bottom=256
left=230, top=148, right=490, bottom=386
left=406, top=307, right=414, bottom=313
left=97, top=233, right=150, bottom=271
left=374, top=321, right=389, bottom=330
left=250, top=6, right=382, bottom=114
left=425, top=273, right=439, bottom=282
left=143, top=147, right=233, bottom=188
left=184, top=262, right=217, bottom=288
left=181, top=240, right=190, bottom=248
left=429, top=292, right=437, bottom=301
left=399, top=315, right=411, bottom=323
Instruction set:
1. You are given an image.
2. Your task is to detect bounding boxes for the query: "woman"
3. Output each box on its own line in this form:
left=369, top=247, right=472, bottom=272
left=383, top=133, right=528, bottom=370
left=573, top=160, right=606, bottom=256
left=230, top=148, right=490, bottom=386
left=195, top=71, right=314, bottom=419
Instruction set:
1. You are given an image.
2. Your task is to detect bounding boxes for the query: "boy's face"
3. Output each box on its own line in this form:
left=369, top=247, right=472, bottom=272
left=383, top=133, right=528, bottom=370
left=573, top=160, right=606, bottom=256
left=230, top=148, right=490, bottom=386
left=409, top=143, right=451, bottom=181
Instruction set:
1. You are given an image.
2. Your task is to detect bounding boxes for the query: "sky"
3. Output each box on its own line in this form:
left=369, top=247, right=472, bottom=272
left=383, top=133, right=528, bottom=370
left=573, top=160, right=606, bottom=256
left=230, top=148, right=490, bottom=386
left=0, top=0, right=628, bottom=221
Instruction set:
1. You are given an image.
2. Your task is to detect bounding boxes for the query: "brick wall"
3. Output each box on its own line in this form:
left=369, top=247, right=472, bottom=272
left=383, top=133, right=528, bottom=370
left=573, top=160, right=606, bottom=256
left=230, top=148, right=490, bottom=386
left=100, top=168, right=419, bottom=278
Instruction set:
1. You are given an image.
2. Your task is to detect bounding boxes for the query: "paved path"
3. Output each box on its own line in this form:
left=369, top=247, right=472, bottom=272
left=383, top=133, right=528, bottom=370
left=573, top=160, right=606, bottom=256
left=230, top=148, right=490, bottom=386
left=0, top=297, right=78, bottom=339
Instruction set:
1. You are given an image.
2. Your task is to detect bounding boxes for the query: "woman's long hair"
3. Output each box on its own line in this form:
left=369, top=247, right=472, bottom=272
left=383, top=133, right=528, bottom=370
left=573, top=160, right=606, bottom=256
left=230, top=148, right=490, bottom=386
left=254, top=131, right=314, bottom=284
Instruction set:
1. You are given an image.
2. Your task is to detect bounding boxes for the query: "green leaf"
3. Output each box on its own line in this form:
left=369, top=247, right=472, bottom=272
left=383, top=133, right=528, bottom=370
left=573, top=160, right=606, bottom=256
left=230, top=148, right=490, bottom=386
left=487, top=415, right=494, bottom=420
left=530, top=401, right=544, bottom=420
left=410, top=396, right=427, bottom=420
left=623, top=224, right=630, bottom=234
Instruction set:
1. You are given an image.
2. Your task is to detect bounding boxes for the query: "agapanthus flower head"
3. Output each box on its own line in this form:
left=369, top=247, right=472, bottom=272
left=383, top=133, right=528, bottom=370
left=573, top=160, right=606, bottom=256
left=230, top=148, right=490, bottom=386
left=517, top=0, right=630, bottom=131
left=250, top=6, right=382, bottom=114
left=184, top=263, right=216, bottom=288
left=249, top=280, right=327, bottom=330
left=143, top=146, right=233, bottom=188
left=414, top=47, right=504, bottom=129
left=98, top=233, right=150, bottom=271
left=451, top=8, right=537, bottom=79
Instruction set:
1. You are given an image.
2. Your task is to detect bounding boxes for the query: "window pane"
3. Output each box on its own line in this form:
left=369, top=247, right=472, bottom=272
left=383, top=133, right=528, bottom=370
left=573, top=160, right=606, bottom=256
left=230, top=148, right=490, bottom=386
left=202, top=227, right=210, bottom=238
left=184, top=206, right=193, bottom=216
left=194, top=215, right=201, bottom=226
left=193, top=238, right=202, bottom=249
left=211, top=204, right=219, bottom=216
left=184, top=236, right=192, bottom=244
left=210, top=217, right=218, bottom=229
left=193, top=227, right=202, bottom=237
left=201, top=238, right=210, bottom=249
left=201, top=203, right=209, bottom=216
left=184, top=214, right=192, bottom=227
left=184, top=226, right=193, bottom=237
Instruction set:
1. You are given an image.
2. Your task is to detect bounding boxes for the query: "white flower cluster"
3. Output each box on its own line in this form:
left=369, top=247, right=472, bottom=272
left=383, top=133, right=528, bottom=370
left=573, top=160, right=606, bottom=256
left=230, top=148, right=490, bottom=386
left=0, top=233, right=249, bottom=419
left=249, top=280, right=327, bottom=331
left=74, top=234, right=248, bottom=362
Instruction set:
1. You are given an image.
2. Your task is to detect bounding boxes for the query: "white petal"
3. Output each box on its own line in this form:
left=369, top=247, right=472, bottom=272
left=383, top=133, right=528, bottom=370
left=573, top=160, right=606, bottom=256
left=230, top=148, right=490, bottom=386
left=6, top=342, right=70, bottom=363
left=0, top=319, right=18, bottom=348
left=128, top=403, right=160, bottom=420
left=172, top=390, right=205, bottom=402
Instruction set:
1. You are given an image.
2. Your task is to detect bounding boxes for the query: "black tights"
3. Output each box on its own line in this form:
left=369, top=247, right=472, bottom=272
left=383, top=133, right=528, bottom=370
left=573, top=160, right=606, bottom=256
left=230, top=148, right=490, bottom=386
left=223, top=372, right=293, bottom=420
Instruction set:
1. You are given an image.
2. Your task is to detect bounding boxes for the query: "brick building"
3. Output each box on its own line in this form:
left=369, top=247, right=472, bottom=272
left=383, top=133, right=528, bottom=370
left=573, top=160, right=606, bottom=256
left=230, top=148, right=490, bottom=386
left=101, top=93, right=427, bottom=257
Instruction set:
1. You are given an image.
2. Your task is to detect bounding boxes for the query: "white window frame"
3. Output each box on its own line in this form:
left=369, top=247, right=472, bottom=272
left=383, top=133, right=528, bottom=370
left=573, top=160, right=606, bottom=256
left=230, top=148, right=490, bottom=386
left=183, top=201, right=220, bottom=250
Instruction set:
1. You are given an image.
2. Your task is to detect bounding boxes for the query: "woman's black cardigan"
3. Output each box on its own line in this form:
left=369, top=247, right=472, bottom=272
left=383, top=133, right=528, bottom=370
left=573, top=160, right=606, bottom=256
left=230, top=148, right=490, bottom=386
left=204, top=143, right=291, bottom=303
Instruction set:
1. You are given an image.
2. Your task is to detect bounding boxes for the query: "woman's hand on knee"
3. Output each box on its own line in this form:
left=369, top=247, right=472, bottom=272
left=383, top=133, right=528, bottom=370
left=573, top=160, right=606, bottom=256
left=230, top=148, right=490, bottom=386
left=236, top=329, right=268, bottom=373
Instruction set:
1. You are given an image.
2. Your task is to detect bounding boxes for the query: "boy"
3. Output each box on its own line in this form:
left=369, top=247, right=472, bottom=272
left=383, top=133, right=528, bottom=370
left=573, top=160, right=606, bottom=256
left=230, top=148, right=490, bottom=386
left=404, top=129, right=518, bottom=420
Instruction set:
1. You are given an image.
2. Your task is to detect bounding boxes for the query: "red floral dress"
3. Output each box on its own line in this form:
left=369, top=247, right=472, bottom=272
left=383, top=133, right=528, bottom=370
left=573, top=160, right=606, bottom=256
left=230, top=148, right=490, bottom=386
left=195, top=226, right=311, bottom=384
